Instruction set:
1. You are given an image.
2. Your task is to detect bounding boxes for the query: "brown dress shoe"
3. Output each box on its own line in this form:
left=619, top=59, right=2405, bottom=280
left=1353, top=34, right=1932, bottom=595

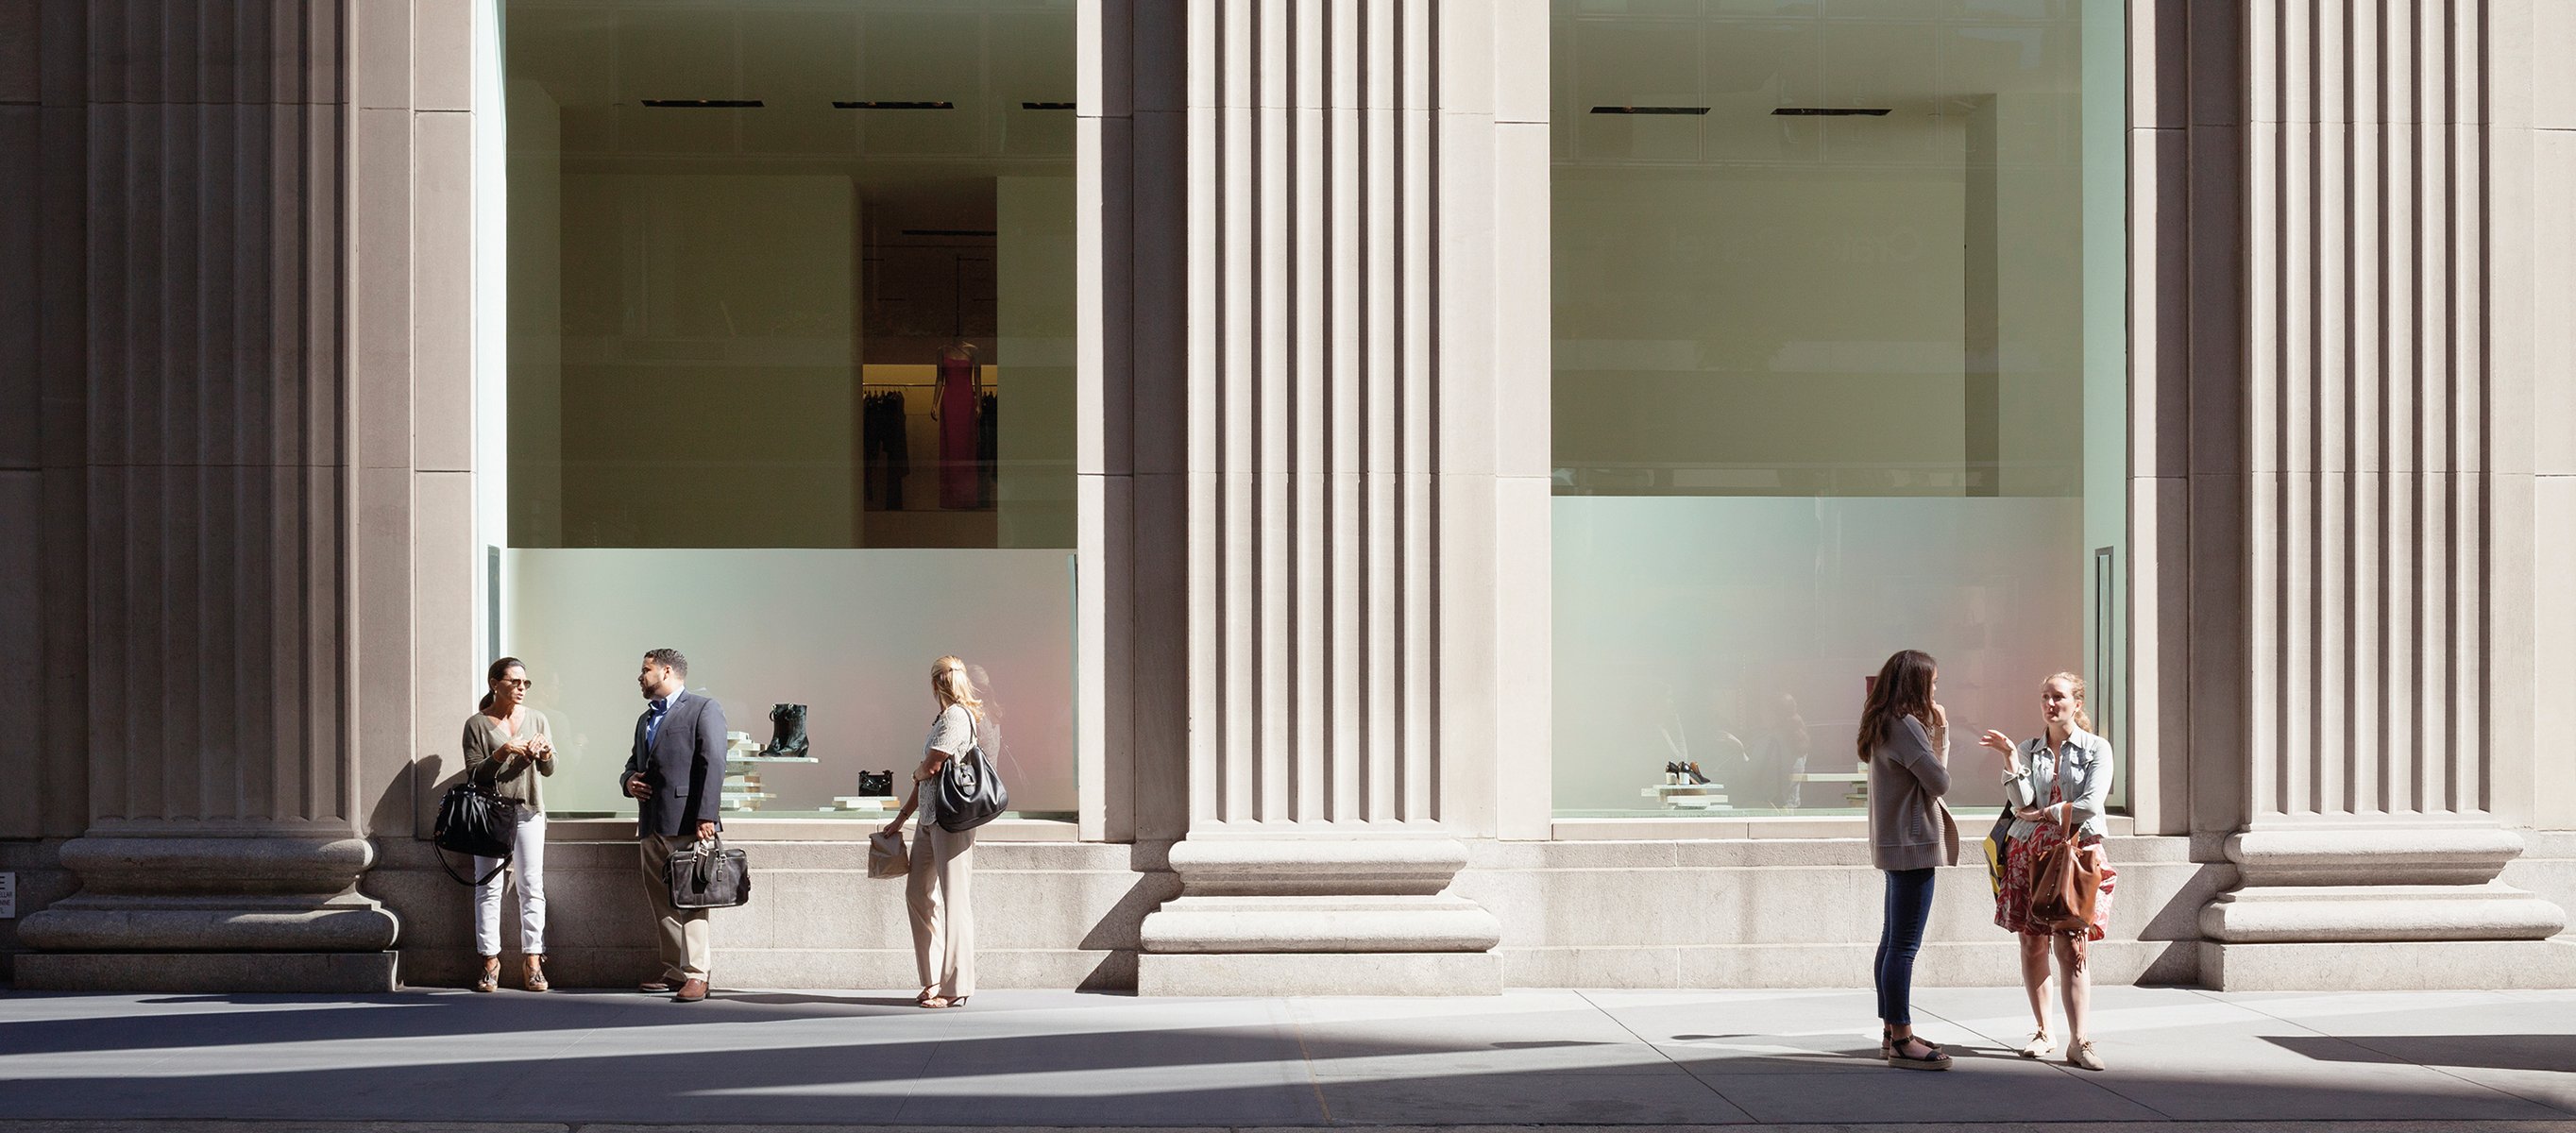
left=673, top=977, right=708, bottom=1002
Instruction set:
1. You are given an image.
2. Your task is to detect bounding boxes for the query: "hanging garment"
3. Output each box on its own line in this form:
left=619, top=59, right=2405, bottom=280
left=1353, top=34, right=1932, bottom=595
left=862, top=391, right=909, bottom=510
left=976, top=392, right=999, bottom=508
left=938, top=354, right=978, bottom=509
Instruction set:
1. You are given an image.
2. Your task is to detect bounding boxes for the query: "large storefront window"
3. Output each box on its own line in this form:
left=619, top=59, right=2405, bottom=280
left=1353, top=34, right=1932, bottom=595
left=500, top=0, right=1076, bottom=820
left=1551, top=2, right=2126, bottom=820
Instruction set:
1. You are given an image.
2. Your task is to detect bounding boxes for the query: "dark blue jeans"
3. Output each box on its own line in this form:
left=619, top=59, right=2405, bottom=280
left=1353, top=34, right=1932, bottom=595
left=1874, top=867, right=1937, bottom=1025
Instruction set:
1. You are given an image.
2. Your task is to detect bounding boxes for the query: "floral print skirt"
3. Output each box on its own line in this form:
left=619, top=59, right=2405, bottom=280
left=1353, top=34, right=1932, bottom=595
left=1993, top=785, right=2117, bottom=940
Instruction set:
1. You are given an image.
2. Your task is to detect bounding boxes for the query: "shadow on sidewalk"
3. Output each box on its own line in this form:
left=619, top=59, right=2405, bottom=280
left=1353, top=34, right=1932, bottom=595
left=0, top=990, right=2568, bottom=1125
left=2267, top=1033, right=2576, bottom=1074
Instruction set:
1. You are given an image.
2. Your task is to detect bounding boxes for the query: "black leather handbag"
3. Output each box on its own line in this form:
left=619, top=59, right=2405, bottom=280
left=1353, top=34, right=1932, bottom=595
left=934, top=726, right=1008, bottom=833
left=857, top=769, right=894, bottom=797
left=432, top=780, right=519, bottom=886
left=666, top=835, right=753, bottom=909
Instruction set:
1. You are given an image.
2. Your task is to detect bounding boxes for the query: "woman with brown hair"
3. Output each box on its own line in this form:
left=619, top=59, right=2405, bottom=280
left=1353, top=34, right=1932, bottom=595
left=1977, top=671, right=2117, bottom=1071
left=1858, top=649, right=1958, bottom=1070
left=461, top=656, right=553, bottom=993
left=881, top=655, right=990, bottom=1008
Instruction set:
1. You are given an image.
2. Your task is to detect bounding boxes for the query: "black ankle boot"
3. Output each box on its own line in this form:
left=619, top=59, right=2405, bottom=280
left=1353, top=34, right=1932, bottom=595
left=760, top=702, right=810, bottom=758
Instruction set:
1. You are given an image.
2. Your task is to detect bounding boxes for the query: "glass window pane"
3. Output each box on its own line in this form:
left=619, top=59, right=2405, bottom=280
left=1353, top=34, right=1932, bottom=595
left=502, top=0, right=1077, bottom=820
left=1551, top=1, right=2125, bottom=820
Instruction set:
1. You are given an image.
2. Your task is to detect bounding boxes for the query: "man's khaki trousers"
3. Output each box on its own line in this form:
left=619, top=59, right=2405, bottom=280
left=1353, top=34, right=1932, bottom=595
left=639, top=833, right=713, bottom=981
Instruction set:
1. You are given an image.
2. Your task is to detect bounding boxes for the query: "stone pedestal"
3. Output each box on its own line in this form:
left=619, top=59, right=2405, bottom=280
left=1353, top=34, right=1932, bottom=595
left=1138, top=839, right=1502, bottom=995
left=18, top=823, right=402, bottom=991
left=2198, top=825, right=2572, bottom=989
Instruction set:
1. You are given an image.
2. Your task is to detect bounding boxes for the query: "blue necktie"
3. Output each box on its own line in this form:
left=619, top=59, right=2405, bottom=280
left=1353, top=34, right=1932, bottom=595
left=645, top=697, right=670, bottom=751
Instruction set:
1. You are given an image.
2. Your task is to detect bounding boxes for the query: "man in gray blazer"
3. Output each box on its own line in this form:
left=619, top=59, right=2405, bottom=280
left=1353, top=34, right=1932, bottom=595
left=620, top=648, right=726, bottom=1002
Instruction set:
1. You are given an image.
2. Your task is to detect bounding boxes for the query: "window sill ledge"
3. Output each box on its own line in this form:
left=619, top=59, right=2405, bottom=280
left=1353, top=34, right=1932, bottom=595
left=508, top=816, right=1086, bottom=842
left=1551, top=814, right=2139, bottom=841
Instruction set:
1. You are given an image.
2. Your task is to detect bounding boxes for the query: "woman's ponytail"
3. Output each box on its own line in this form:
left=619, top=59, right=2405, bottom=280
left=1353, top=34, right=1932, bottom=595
left=2047, top=670, right=2093, bottom=733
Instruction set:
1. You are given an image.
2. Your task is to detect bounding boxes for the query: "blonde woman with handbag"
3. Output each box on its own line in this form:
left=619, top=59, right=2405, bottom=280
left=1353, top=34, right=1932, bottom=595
left=880, top=656, right=988, bottom=1008
left=1977, top=671, right=2117, bottom=1072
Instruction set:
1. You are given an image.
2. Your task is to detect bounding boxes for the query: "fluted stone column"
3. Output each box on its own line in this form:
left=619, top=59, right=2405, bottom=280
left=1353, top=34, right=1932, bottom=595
left=2195, top=0, right=2572, bottom=989
left=13, top=2, right=401, bottom=991
left=1128, top=0, right=1539, bottom=996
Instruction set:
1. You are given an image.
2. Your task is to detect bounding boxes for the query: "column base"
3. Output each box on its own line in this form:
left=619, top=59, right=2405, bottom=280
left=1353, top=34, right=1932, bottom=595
left=1138, top=950, right=1500, bottom=996
left=2198, top=939, right=2576, bottom=990
left=19, top=826, right=401, bottom=955
left=1140, top=894, right=1503, bottom=953
left=1134, top=837, right=1503, bottom=995
left=2201, top=881, right=2568, bottom=942
left=13, top=951, right=402, bottom=993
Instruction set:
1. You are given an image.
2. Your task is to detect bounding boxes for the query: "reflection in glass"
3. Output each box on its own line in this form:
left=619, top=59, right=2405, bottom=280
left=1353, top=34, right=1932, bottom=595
left=1550, top=2, right=2124, bottom=819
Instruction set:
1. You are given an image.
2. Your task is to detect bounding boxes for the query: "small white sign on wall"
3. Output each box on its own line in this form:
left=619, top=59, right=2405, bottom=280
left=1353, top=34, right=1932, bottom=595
left=0, top=871, right=15, bottom=919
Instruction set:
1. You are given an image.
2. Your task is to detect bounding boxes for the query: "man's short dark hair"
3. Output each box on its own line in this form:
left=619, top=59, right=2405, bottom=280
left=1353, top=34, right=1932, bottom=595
left=645, top=648, right=688, bottom=677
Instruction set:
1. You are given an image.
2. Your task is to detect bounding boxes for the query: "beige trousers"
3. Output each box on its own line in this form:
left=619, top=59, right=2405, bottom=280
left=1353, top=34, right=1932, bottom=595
left=639, top=834, right=713, bottom=981
left=905, top=820, right=976, bottom=998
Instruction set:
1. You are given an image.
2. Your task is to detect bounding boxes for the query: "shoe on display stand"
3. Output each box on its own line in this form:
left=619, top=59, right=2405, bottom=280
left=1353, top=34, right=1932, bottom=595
left=759, top=703, right=810, bottom=759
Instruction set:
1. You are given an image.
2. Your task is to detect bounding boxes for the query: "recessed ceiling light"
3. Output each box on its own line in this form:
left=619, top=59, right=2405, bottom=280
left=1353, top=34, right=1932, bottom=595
left=641, top=98, right=762, bottom=109
left=1021, top=101, right=1076, bottom=110
left=1590, top=105, right=1710, bottom=115
left=1771, top=107, right=1892, bottom=116
left=835, top=100, right=955, bottom=110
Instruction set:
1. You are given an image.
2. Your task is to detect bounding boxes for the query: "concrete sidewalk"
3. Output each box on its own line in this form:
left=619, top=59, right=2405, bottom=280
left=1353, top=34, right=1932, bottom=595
left=0, top=985, right=2571, bottom=1130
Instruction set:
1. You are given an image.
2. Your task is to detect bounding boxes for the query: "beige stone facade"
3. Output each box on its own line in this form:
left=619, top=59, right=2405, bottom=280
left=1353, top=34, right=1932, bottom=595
left=2, top=1, right=2572, bottom=994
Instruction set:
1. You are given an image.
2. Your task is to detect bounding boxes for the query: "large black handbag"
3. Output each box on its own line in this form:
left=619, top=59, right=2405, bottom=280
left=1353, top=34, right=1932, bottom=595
left=934, top=724, right=1008, bottom=832
left=666, top=835, right=753, bottom=909
left=432, top=780, right=519, bottom=886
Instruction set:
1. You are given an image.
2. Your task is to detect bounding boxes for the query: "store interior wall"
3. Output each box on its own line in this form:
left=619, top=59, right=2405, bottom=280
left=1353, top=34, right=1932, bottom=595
left=556, top=173, right=860, bottom=548
left=998, top=176, right=1076, bottom=550
left=506, top=78, right=563, bottom=549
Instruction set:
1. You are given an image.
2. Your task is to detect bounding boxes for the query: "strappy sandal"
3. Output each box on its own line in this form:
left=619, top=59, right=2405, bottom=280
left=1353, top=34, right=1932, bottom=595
left=523, top=955, right=550, bottom=993
left=1884, top=1035, right=1953, bottom=1071
left=919, top=995, right=952, bottom=1009
left=472, top=955, right=500, bottom=993
left=1880, top=1024, right=1943, bottom=1058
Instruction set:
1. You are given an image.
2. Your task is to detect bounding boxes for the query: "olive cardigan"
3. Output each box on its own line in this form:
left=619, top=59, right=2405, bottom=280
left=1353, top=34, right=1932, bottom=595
left=462, top=710, right=554, bottom=813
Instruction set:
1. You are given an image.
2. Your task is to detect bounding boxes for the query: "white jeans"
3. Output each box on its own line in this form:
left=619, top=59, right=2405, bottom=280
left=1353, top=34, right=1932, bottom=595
left=473, top=810, right=548, bottom=955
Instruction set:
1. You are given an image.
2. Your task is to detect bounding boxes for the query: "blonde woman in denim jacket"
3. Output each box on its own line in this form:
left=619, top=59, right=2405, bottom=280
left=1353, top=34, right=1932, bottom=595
left=1976, top=671, right=2116, bottom=1072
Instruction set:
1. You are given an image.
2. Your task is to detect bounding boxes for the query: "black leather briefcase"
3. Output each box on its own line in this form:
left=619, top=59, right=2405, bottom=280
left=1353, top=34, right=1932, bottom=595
left=665, top=835, right=753, bottom=909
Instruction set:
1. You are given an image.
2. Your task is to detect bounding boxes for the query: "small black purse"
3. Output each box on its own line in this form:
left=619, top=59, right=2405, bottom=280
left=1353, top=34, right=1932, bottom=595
left=857, top=769, right=894, bottom=797
left=432, top=778, right=519, bottom=886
